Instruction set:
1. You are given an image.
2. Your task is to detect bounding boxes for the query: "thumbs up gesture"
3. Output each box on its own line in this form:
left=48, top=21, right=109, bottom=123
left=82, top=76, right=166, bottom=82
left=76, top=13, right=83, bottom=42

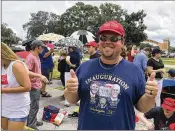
left=66, top=69, right=79, bottom=92
left=145, top=72, right=158, bottom=98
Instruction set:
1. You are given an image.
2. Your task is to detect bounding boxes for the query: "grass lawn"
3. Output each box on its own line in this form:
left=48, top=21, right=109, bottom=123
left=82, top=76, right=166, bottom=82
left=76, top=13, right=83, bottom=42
left=52, top=61, right=60, bottom=79
left=162, top=58, right=175, bottom=65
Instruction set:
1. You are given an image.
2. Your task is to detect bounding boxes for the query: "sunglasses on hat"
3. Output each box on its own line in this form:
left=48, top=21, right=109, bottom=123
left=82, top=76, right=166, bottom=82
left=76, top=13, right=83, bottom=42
left=99, top=35, right=123, bottom=42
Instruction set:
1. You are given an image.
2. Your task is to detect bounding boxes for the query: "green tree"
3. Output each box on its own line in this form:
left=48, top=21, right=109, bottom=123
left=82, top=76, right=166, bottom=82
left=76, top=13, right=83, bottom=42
left=98, top=3, right=127, bottom=25
left=1, top=23, right=21, bottom=46
left=23, top=11, right=61, bottom=39
left=169, top=46, right=175, bottom=52
left=124, top=10, right=147, bottom=46
left=60, top=2, right=100, bottom=36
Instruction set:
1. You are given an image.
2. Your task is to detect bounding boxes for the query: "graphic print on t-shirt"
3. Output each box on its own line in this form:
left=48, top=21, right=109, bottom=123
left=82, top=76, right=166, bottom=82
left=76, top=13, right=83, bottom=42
left=88, top=77, right=124, bottom=116
left=1, top=74, right=8, bottom=85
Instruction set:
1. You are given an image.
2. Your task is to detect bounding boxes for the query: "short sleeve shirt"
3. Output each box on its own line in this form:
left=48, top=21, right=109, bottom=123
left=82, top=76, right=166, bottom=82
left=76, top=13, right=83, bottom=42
left=76, top=58, right=145, bottom=130
left=26, top=53, right=42, bottom=89
left=39, top=47, right=54, bottom=69
left=147, top=58, right=164, bottom=79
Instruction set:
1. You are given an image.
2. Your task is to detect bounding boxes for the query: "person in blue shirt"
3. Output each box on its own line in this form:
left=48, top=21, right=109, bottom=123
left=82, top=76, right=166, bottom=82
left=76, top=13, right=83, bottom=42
left=64, top=20, right=158, bottom=130
left=39, top=44, right=54, bottom=97
left=133, top=47, right=152, bottom=80
left=64, top=46, right=81, bottom=106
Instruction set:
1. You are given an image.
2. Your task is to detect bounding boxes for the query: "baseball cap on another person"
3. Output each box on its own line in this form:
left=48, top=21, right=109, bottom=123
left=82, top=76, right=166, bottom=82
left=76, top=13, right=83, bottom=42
left=97, top=20, right=125, bottom=37
left=85, top=41, right=98, bottom=48
left=152, top=48, right=162, bottom=55
left=167, top=69, right=175, bottom=77
left=31, top=40, right=45, bottom=49
left=162, top=98, right=175, bottom=111
left=169, top=123, right=175, bottom=130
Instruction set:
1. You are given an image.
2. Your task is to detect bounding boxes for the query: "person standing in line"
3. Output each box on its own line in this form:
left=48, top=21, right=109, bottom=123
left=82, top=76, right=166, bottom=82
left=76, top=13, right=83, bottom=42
left=147, top=48, right=166, bottom=107
left=57, top=50, right=68, bottom=99
left=1, top=43, right=31, bottom=130
left=127, top=45, right=138, bottom=62
left=64, top=20, right=158, bottom=130
left=84, top=41, right=101, bottom=59
left=39, top=41, right=53, bottom=97
left=133, top=47, right=152, bottom=80
left=68, top=41, right=101, bottom=117
left=64, top=46, right=81, bottom=107
left=25, top=40, right=45, bottom=130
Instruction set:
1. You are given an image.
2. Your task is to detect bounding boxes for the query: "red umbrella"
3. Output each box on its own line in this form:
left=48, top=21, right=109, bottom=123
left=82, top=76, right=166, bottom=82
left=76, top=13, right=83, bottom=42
left=16, top=51, right=30, bottom=59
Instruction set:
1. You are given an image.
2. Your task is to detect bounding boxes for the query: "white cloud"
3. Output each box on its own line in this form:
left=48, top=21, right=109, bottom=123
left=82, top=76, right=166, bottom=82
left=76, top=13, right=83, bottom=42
left=2, top=1, right=175, bottom=47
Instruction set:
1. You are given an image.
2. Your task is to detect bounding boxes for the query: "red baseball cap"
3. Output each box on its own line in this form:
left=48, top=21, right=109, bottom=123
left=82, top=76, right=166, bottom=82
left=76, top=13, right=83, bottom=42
left=169, top=123, right=175, bottom=130
left=162, top=98, right=175, bottom=111
left=84, top=41, right=98, bottom=48
left=97, top=20, right=125, bottom=36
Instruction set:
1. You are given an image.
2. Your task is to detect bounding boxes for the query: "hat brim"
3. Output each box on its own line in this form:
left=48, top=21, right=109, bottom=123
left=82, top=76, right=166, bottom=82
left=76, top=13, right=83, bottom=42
left=97, top=29, right=123, bottom=36
left=162, top=103, right=175, bottom=111
left=84, top=44, right=97, bottom=47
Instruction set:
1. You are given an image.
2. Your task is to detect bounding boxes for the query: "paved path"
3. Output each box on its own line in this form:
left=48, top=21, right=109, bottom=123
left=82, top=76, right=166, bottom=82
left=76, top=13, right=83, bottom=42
left=37, top=80, right=149, bottom=130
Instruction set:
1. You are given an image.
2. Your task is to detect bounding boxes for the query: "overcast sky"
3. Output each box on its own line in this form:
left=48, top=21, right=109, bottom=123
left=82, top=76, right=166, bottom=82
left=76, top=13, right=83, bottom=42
left=2, top=1, right=175, bottom=47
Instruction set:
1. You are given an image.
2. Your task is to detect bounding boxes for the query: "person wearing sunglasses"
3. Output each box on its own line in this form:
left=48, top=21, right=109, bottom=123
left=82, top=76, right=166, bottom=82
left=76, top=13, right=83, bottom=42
left=84, top=41, right=101, bottom=59
left=137, top=98, right=175, bottom=130
left=64, top=20, right=158, bottom=130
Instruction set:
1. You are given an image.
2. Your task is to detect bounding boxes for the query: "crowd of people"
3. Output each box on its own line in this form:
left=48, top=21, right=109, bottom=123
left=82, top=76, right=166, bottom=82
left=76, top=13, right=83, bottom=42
left=1, top=20, right=175, bottom=130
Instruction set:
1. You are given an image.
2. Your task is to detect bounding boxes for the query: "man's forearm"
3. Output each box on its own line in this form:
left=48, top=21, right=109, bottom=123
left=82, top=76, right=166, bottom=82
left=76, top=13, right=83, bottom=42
left=136, top=94, right=155, bottom=113
left=64, top=88, right=79, bottom=104
left=137, top=112, right=150, bottom=125
left=29, top=71, right=41, bottom=78
left=44, top=51, right=52, bottom=58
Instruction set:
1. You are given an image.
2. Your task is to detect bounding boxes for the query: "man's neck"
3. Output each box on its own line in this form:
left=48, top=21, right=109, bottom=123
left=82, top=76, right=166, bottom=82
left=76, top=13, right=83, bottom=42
left=165, top=112, right=174, bottom=119
left=31, top=50, right=39, bottom=56
left=90, top=50, right=96, bottom=56
left=153, top=57, right=159, bottom=61
left=100, top=55, right=122, bottom=65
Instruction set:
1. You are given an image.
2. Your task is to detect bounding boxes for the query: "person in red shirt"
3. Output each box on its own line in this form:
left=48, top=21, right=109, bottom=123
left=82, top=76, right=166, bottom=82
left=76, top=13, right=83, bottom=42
left=127, top=45, right=138, bottom=62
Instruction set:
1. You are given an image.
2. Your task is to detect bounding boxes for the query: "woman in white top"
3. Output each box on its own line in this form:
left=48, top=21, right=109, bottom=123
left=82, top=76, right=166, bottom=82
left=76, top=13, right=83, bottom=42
left=1, top=43, right=31, bottom=130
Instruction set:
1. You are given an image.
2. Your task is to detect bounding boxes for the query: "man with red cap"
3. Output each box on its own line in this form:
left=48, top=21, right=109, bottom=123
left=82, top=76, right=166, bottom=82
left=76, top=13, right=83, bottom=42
left=85, top=41, right=101, bottom=59
left=137, top=98, right=175, bottom=130
left=64, top=20, right=158, bottom=130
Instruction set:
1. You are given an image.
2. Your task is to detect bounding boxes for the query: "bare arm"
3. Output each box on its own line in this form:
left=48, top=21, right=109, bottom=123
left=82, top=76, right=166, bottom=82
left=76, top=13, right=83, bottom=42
left=136, top=94, right=155, bottom=113
left=43, top=48, right=54, bottom=58
left=136, top=72, right=158, bottom=113
left=29, top=71, right=48, bottom=83
left=137, top=112, right=154, bottom=129
left=66, top=56, right=76, bottom=67
left=64, top=89, right=79, bottom=104
left=147, top=66, right=165, bottom=74
left=2, top=62, right=31, bottom=93
left=64, top=69, right=79, bottom=104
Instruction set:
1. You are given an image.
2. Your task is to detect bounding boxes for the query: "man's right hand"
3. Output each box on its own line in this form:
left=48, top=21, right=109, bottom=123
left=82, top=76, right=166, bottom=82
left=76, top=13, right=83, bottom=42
left=66, top=69, right=79, bottom=92
left=50, top=48, right=54, bottom=53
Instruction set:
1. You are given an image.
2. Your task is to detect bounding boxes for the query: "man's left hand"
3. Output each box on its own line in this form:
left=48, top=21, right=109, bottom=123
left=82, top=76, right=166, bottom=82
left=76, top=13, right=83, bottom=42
left=145, top=72, right=158, bottom=98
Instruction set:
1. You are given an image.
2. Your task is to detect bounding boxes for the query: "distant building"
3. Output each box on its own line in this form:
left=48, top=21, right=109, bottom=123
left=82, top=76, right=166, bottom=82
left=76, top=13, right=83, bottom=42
left=141, top=38, right=170, bottom=51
